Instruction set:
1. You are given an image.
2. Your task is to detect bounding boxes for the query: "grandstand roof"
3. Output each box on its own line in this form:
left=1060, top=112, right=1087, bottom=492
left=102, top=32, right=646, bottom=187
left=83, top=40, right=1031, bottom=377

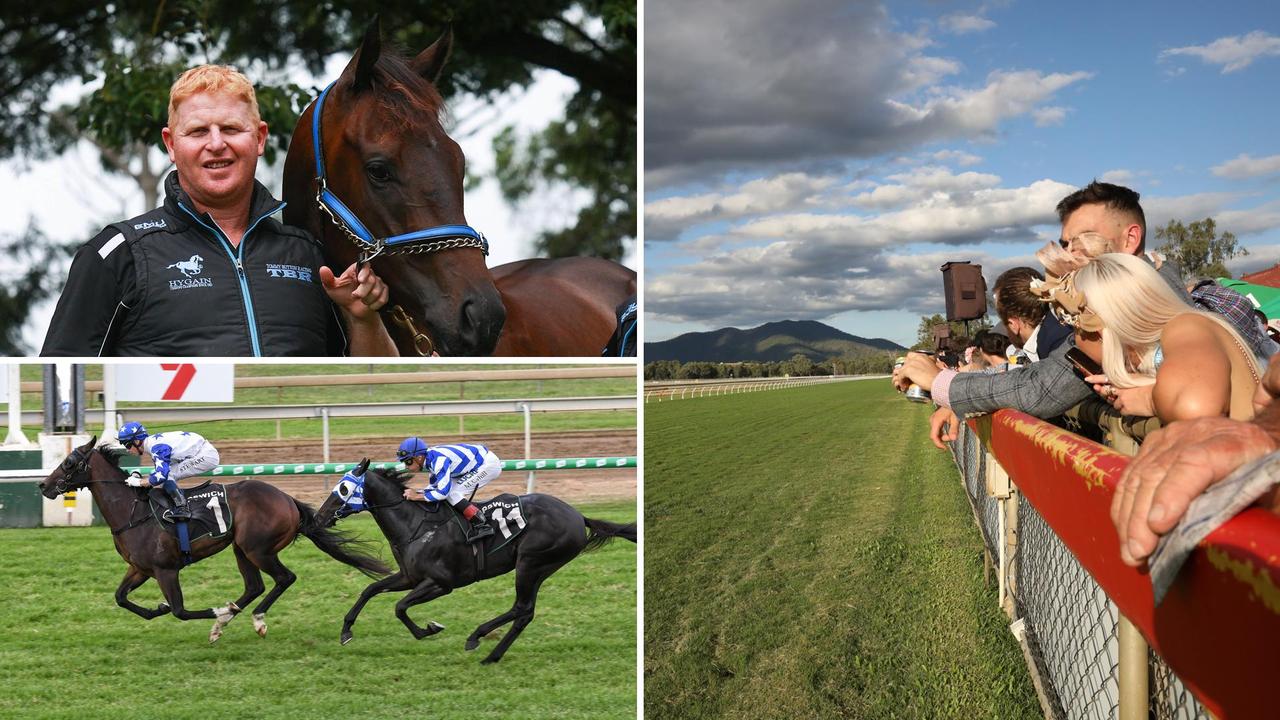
left=1241, top=263, right=1280, bottom=288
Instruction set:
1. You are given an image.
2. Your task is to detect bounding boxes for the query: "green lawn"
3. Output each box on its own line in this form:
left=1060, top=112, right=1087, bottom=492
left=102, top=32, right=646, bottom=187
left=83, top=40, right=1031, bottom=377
left=644, top=381, right=1039, bottom=719
left=0, top=503, right=636, bottom=720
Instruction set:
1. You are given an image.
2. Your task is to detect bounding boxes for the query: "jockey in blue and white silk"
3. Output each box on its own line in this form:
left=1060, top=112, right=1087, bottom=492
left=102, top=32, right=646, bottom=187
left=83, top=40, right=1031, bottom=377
left=118, top=422, right=220, bottom=519
left=397, top=437, right=501, bottom=543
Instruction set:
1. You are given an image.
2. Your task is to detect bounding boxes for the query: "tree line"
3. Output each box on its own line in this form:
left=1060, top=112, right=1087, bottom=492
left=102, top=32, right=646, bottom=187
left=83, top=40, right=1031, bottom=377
left=644, top=352, right=898, bottom=381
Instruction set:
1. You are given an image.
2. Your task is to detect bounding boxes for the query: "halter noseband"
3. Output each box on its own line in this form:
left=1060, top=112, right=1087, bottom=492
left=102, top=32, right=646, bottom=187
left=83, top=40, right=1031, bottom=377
left=311, top=81, right=490, bottom=264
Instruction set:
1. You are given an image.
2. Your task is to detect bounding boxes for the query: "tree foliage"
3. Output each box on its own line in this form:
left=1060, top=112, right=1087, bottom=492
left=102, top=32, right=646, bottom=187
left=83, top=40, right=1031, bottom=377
left=0, top=225, right=74, bottom=355
left=914, top=314, right=991, bottom=351
left=0, top=0, right=635, bottom=256
left=643, top=353, right=898, bottom=381
left=1154, top=217, right=1246, bottom=280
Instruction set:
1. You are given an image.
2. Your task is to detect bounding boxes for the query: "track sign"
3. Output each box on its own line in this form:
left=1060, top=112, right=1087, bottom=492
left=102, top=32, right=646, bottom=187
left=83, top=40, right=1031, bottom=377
left=115, top=364, right=234, bottom=402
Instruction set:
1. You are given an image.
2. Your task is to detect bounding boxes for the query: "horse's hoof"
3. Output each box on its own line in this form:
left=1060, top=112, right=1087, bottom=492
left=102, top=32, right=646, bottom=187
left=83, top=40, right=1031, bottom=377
left=480, top=656, right=500, bottom=665
left=464, top=638, right=479, bottom=651
left=157, top=602, right=170, bottom=614
left=340, top=630, right=353, bottom=645
left=253, top=613, right=267, bottom=638
left=209, top=628, right=222, bottom=644
left=427, top=621, right=445, bottom=633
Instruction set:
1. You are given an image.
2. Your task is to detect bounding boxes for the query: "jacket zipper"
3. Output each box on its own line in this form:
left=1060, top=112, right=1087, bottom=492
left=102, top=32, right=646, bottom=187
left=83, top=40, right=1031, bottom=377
left=177, top=201, right=286, bottom=357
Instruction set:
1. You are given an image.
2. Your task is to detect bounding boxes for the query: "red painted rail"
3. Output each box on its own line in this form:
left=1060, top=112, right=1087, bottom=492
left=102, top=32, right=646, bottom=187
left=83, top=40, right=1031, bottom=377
left=983, top=409, right=1280, bottom=719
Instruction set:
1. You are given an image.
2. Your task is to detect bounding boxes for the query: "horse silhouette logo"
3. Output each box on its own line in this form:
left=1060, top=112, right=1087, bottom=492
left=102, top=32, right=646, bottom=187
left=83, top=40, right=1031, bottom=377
left=167, top=255, right=204, bottom=278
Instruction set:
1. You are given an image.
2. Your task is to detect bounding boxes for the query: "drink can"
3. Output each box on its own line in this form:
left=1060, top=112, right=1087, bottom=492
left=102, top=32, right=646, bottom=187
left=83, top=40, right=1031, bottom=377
left=905, top=384, right=931, bottom=403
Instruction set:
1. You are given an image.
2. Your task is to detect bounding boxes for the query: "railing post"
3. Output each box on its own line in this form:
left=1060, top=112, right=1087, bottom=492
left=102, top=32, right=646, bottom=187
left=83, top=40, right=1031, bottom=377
left=6, top=365, right=30, bottom=445
left=321, top=407, right=331, bottom=463
left=520, top=402, right=534, bottom=493
left=986, top=451, right=1018, bottom=618
left=1118, top=616, right=1150, bottom=720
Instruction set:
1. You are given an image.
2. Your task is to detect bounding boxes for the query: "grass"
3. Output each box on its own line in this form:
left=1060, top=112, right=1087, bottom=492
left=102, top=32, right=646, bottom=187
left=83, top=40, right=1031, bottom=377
left=0, top=502, right=637, bottom=720
left=643, top=380, right=1040, bottom=719
left=8, top=363, right=636, bottom=442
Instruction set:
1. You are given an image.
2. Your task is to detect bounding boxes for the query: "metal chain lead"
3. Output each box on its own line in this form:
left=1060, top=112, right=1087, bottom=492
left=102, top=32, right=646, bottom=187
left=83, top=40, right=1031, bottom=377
left=315, top=190, right=488, bottom=265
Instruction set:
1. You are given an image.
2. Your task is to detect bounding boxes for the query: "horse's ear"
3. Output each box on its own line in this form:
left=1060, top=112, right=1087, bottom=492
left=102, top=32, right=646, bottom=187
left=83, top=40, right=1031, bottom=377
left=412, top=26, right=453, bottom=83
left=344, top=16, right=382, bottom=92
left=80, top=435, right=97, bottom=452
left=356, top=458, right=371, bottom=475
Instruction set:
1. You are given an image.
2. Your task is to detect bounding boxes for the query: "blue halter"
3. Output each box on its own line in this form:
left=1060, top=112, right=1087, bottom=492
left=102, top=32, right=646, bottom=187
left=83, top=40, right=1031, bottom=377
left=311, top=81, right=489, bottom=263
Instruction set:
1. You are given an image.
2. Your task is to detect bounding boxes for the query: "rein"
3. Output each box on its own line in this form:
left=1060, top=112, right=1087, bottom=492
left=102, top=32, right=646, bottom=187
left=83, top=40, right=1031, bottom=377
left=311, top=81, right=490, bottom=265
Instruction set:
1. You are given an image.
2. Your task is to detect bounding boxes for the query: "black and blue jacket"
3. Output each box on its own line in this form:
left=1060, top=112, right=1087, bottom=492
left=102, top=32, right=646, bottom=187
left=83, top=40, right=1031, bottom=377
left=41, top=172, right=345, bottom=356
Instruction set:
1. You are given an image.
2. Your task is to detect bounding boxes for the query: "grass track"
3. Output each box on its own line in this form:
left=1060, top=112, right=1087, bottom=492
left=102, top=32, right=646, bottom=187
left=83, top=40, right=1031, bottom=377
left=644, top=380, right=1039, bottom=719
left=0, top=502, right=636, bottom=719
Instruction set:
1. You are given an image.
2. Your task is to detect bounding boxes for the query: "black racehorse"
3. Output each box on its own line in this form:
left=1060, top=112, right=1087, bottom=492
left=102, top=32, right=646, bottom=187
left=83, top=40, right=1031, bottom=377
left=39, top=437, right=390, bottom=642
left=315, top=459, right=636, bottom=663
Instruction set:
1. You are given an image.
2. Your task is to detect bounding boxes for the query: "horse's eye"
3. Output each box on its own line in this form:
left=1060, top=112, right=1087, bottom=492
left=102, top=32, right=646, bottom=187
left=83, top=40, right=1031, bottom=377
left=366, top=161, right=393, bottom=183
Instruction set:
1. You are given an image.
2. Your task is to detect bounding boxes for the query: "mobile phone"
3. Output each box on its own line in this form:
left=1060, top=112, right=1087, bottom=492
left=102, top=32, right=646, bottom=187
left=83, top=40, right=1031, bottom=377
left=1064, top=347, right=1103, bottom=380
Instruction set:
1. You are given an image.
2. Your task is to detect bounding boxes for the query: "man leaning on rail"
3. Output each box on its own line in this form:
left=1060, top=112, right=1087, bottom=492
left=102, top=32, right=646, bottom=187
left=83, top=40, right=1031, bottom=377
left=41, top=64, right=396, bottom=357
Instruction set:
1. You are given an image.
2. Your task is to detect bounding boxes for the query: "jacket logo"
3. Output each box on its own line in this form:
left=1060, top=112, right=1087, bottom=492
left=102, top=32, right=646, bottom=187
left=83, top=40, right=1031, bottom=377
left=133, top=219, right=167, bottom=231
left=168, top=254, right=204, bottom=278
left=265, top=263, right=314, bottom=282
left=167, top=254, right=213, bottom=290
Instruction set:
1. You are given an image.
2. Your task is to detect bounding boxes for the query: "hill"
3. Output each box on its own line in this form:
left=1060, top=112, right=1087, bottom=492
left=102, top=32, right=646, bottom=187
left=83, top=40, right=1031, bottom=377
left=645, top=320, right=905, bottom=363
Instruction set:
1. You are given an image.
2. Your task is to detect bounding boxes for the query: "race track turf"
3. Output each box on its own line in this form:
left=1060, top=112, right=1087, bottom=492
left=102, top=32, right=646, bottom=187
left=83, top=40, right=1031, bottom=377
left=644, top=380, right=1040, bottom=719
left=0, top=502, right=635, bottom=719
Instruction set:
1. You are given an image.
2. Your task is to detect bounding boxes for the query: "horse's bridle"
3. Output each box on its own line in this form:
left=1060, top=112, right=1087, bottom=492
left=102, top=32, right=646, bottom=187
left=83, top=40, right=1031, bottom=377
left=311, top=81, right=490, bottom=265
left=51, top=447, right=94, bottom=495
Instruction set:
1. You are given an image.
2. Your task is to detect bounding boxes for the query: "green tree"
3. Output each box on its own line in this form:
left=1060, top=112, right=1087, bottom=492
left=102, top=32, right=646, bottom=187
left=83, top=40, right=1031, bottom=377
left=914, top=314, right=991, bottom=351
left=1154, top=217, right=1246, bottom=280
left=0, top=226, right=74, bottom=354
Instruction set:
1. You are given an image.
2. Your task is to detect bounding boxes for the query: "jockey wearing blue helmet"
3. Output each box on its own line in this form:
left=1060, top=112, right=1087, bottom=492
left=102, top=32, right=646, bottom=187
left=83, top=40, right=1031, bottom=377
left=397, top=436, right=500, bottom=544
left=117, top=422, right=220, bottom=520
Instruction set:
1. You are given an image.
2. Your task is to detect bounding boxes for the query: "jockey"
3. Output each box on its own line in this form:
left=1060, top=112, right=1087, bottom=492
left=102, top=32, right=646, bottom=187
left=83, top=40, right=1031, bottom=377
left=397, top=437, right=500, bottom=543
left=117, top=422, right=220, bottom=520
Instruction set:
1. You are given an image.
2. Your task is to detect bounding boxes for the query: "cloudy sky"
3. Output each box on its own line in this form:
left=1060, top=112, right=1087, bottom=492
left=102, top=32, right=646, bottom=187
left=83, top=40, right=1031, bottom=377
left=644, top=0, right=1280, bottom=347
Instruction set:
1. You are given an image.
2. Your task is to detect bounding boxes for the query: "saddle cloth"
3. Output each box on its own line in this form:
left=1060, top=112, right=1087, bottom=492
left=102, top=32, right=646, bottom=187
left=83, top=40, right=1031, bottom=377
left=147, top=481, right=233, bottom=542
left=472, top=494, right=528, bottom=553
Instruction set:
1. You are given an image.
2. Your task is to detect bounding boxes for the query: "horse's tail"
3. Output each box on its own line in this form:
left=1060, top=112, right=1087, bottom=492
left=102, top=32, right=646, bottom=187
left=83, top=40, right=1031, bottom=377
left=294, top=500, right=390, bottom=577
left=583, top=517, right=637, bottom=552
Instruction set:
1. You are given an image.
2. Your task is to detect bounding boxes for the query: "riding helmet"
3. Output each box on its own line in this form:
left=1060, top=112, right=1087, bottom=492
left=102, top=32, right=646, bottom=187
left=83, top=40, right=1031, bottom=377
left=118, top=422, right=148, bottom=445
left=397, top=437, right=429, bottom=461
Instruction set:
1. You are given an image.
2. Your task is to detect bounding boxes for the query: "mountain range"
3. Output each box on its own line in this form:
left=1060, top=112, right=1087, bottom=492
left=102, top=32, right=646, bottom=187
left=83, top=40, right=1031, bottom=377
left=645, top=320, right=906, bottom=363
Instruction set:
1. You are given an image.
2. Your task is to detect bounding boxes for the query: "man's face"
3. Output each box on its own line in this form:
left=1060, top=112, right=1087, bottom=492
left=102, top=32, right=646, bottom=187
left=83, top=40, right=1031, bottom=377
left=162, top=91, right=266, bottom=211
left=404, top=455, right=424, bottom=472
left=1060, top=203, right=1138, bottom=259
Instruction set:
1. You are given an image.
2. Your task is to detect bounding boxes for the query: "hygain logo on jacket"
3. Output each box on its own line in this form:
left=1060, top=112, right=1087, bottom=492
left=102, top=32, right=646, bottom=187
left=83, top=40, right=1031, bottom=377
left=167, top=254, right=213, bottom=290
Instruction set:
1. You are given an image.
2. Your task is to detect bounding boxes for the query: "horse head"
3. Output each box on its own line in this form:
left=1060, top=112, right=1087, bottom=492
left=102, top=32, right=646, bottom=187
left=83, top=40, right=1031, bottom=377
left=316, top=458, right=373, bottom=527
left=284, top=21, right=505, bottom=356
left=38, top=435, right=98, bottom=499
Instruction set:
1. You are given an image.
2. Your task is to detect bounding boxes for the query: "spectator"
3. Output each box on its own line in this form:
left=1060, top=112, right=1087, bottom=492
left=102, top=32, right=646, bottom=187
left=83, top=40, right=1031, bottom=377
left=1110, top=354, right=1280, bottom=567
left=1042, top=253, right=1261, bottom=422
left=973, top=330, right=1012, bottom=371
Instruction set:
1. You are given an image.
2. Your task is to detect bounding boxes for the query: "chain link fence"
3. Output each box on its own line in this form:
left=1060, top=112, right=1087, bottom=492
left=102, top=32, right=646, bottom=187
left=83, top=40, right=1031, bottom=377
left=949, top=421, right=1209, bottom=720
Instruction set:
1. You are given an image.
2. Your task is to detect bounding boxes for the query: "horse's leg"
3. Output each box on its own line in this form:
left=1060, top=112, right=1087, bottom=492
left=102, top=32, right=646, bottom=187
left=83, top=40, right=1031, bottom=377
left=341, top=571, right=414, bottom=645
left=394, top=578, right=452, bottom=640
left=114, top=566, right=170, bottom=619
left=241, top=550, right=297, bottom=639
left=152, top=569, right=224, bottom=643
left=475, top=557, right=572, bottom=664
left=220, top=545, right=267, bottom=634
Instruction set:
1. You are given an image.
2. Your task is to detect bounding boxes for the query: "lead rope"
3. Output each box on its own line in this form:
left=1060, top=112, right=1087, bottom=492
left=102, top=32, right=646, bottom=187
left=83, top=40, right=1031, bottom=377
left=387, top=304, right=436, bottom=357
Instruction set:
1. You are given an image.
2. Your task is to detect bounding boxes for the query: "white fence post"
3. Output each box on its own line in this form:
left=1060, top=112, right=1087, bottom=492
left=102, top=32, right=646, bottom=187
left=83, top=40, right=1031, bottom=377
left=321, top=407, right=330, bottom=463
left=520, top=402, right=535, bottom=493
left=5, top=365, right=30, bottom=445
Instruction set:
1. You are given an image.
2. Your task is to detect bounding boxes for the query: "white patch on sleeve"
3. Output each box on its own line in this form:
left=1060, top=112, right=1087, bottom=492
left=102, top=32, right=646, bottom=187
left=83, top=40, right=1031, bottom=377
left=97, top=232, right=126, bottom=259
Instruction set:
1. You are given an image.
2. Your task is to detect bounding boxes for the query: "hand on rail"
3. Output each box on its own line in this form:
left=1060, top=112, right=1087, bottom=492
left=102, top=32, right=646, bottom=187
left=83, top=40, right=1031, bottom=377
left=929, top=406, right=959, bottom=450
left=1111, top=416, right=1278, bottom=567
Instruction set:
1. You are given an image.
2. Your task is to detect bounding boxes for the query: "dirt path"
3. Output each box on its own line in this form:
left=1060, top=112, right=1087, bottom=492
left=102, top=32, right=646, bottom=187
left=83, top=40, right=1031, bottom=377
left=214, top=429, right=636, bottom=506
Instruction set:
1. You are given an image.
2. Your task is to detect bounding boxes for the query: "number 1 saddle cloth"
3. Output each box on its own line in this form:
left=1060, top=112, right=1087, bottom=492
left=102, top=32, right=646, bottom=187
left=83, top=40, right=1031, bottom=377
left=146, top=480, right=234, bottom=542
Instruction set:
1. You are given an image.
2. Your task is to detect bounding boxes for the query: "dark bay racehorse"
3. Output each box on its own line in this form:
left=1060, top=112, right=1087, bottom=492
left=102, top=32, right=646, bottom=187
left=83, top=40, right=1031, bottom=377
left=316, top=460, right=636, bottom=663
left=282, top=22, right=636, bottom=357
left=39, top=437, right=390, bottom=642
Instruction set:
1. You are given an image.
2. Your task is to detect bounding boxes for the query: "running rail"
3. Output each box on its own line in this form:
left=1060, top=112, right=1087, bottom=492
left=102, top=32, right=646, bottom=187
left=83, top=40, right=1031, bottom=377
left=977, top=409, right=1280, bottom=719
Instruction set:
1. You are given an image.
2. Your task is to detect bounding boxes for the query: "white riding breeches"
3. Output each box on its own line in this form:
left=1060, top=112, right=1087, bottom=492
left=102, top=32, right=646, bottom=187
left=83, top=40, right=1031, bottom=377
left=168, top=444, right=220, bottom=484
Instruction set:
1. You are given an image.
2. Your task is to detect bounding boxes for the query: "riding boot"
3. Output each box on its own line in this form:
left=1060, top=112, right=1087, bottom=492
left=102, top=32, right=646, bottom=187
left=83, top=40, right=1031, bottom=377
left=466, top=513, right=494, bottom=544
left=165, top=486, right=191, bottom=520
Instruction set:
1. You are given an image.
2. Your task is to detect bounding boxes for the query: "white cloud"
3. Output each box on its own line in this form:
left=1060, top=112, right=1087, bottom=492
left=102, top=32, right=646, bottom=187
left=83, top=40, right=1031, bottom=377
left=1160, top=30, right=1280, bottom=73
left=930, top=149, right=984, bottom=167
left=1031, top=106, right=1068, bottom=127
left=1099, top=169, right=1135, bottom=185
left=644, top=172, right=839, bottom=241
left=1212, top=153, right=1280, bottom=180
left=887, top=71, right=1091, bottom=137
left=939, top=13, right=996, bottom=35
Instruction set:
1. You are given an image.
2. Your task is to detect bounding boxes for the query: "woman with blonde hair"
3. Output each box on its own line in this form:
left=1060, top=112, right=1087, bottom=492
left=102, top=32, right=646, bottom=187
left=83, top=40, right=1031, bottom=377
left=1041, top=252, right=1261, bottom=422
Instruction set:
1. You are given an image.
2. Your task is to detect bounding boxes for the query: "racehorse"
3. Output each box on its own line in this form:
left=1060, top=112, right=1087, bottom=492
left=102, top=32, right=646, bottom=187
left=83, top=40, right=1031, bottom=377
left=282, top=21, right=636, bottom=357
left=38, top=437, right=390, bottom=643
left=315, top=459, right=636, bottom=663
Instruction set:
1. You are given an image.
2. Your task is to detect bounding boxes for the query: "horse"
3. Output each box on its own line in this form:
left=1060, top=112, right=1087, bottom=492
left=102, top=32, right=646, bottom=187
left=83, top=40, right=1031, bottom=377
left=315, top=459, right=636, bottom=663
left=38, top=437, right=390, bottom=643
left=282, top=21, right=637, bottom=357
